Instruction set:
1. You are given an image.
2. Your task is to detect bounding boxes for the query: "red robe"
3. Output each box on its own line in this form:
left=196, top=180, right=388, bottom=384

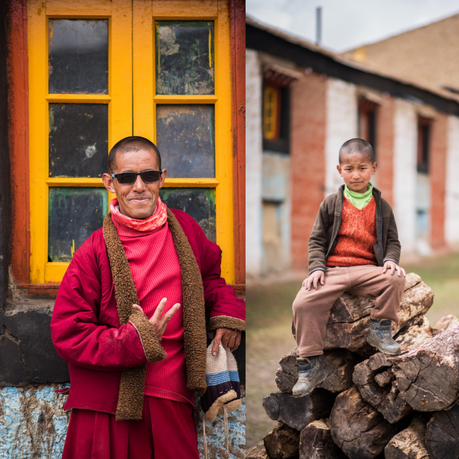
left=51, top=208, right=245, bottom=414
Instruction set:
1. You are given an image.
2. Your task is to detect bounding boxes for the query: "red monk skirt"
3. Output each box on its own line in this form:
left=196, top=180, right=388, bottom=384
left=62, top=396, right=200, bottom=459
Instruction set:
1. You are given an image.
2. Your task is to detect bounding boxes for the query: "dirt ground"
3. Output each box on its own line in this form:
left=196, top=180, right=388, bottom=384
left=246, top=253, right=459, bottom=448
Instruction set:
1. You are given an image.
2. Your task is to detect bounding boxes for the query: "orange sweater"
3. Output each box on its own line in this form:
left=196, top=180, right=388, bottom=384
left=326, top=197, right=377, bottom=267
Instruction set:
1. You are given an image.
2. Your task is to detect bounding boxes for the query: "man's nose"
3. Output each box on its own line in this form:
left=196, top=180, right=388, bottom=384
left=132, top=174, right=146, bottom=191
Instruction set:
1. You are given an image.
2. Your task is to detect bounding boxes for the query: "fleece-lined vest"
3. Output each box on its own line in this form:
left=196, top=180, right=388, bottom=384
left=103, top=209, right=207, bottom=420
left=326, top=197, right=378, bottom=267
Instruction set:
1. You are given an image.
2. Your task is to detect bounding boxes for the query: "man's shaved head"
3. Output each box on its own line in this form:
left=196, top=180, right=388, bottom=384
left=339, top=138, right=375, bottom=164
left=108, top=136, right=162, bottom=173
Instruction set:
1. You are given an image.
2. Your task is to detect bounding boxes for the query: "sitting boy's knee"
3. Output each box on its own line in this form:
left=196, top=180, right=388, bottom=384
left=386, top=272, right=406, bottom=290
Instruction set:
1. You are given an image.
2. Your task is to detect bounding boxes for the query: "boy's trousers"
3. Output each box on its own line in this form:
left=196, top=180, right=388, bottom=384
left=292, top=265, right=406, bottom=358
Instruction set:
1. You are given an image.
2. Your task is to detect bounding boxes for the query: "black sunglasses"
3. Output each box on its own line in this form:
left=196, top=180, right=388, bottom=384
left=111, top=169, right=163, bottom=185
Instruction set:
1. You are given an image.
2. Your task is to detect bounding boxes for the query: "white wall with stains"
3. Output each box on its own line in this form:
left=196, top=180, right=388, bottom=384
left=325, top=78, right=358, bottom=196
left=446, top=115, right=459, bottom=246
left=393, top=99, right=418, bottom=254
left=246, top=49, right=263, bottom=277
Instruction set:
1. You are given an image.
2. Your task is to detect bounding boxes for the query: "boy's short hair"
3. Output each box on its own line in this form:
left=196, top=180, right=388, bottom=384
left=339, top=138, right=375, bottom=164
left=108, top=136, right=162, bottom=173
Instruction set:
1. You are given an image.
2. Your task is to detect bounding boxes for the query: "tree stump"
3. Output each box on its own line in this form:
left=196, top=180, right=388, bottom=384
left=275, top=349, right=358, bottom=394
left=330, top=385, right=400, bottom=459
left=353, top=318, right=459, bottom=423
left=299, top=419, right=347, bottom=459
left=392, top=327, right=459, bottom=412
left=384, top=417, right=429, bottom=459
left=324, top=274, right=433, bottom=354
left=426, top=401, right=459, bottom=459
left=246, top=441, right=269, bottom=459
left=262, top=390, right=335, bottom=431
left=264, top=422, right=300, bottom=459
left=432, top=314, right=459, bottom=336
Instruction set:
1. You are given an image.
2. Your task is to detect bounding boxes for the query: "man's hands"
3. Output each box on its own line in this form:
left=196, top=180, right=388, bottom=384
left=212, top=328, right=242, bottom=356
left=383, top=261, right=406, bottom=277
left=132, top=298, right=180, bottom=341
left=302, top=270, right=325, bottom=290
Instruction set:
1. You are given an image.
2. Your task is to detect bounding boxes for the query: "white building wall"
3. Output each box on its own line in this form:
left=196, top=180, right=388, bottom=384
left=445, top=115, right=459, bottom=245
left=324, top=78, right=358, bottom=197
left=393, top=99, right=417, bottom=254
left=246, top=49, right=263, bottom=277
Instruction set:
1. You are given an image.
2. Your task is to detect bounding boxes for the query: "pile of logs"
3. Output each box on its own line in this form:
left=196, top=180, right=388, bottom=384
left=247, top=273, right=459, bottom=459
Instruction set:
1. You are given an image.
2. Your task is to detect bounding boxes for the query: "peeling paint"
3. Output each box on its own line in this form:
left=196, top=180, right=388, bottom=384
left=0, top=385, right=245, bottom=459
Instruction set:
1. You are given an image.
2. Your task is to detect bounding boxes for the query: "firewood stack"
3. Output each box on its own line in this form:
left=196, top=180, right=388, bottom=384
left=246, top=273, right=459, bottom=459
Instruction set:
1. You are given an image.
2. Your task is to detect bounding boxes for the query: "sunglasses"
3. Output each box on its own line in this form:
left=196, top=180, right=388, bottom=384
left=111, top=169, right=163, bottom=185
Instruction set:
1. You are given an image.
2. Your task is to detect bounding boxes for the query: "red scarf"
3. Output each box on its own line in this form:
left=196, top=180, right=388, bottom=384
left=109, top=197, right=167, bottom=231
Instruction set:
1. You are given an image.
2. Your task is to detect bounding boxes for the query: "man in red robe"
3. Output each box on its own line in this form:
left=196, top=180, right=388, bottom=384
left=51, top=136, right=245, bottom=459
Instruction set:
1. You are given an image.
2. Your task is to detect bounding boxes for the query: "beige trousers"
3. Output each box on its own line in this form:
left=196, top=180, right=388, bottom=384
left=292, top=265, right=405, bottom=358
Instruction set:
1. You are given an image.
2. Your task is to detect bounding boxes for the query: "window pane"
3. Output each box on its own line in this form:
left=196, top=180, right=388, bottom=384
left=48, top=188, right=108, bottom=262
left=155, top=21, right=214, bottom=95
left=156, top=105, right=215, bottom=178
left=160, top=188, right=216, bottom=242
left=49, top=104, right=108, bottom=177
left=49, top=19, right=108, bottom=94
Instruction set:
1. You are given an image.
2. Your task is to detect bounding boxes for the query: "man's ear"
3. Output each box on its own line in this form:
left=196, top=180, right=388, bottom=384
left=372, top=162, right=378, bottom=175
left=102, top=173, right=116, bottom=193
left=336, top=164, right=342, bottom=176
left=159, top=169, right=167, bottom=189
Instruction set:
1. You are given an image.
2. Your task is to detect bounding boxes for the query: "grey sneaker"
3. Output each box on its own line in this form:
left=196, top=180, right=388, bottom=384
left=367, top=318, right=401, bottom=355
left=292, top=357, right=326, bottom=398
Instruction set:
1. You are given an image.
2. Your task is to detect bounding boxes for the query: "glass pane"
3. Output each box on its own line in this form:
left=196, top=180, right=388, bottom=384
left=48, top=188, right=108, bottom=262
left=160, top=188, right=216, bottom=242
left=49, top=104, right=108, bottom=177
left=49, top=19, right=108, bottom=94
left=155, top=21, right=214, bottom=95
left=156, top=105, right=215, bottom=178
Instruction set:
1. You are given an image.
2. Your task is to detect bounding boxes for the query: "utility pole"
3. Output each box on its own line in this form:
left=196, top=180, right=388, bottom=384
left=316, top=6, right=322, bottom=46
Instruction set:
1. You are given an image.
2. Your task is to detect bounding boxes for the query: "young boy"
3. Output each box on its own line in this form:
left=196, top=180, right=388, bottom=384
left=292, top=138, right=406, bottom=398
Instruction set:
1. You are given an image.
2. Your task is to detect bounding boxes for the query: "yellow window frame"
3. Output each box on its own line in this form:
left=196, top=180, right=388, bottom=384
left=28, top=0, right=131, bottom=283
left=263, top=85, right=279, bottom=140
left=133, top=0, right=235, bottom=282
left=28, top=0, right=235, bottom=284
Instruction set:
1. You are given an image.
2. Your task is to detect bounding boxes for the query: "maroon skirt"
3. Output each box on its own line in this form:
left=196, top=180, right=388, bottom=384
left=62, top=396, right=199, bottom=459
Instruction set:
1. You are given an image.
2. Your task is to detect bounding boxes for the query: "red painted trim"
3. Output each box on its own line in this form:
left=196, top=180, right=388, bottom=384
left=430, top=113, right=447, bottom=249
left=229, top=0, right=245, bottom=286
left=7, top=0, right=30, bottom=286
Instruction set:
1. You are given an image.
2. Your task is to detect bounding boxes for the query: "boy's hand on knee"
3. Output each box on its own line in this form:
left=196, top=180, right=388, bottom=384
left=383, top=261, right=406, bottom=277
left=303, top=270, right=325, bottom=290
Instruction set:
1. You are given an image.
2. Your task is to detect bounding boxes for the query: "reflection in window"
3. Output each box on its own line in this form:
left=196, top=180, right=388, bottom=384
left=49, top=104, right=108, bottom=177
left=155, top=21, right=214, bottom=95
left=160, top=188, right=216, bottom=242
left=48, top=188, right=108, bottom=262
left=358, top=97, right=378, bottom=159
left=417, top=117, right=431, bottom=174
left=156, top=105, right=215, bottom=178
left=49, top=19, right=108, bottom=94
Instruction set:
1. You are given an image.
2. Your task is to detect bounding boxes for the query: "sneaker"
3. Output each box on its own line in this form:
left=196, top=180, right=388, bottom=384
left=367, top=318, right=401, bottom=355
left=292, top=357, right=326, bottom=398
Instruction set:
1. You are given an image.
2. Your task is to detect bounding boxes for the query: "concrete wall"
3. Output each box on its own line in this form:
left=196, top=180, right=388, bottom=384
left=261, top=152, right=290, bottom=274
left=325, top=78, right=358, bottom=196
left=393, top=99, right=418, bottom=254
left=445, top=115, right=459, bottom=246
left=246, top=49, right=263, bottom=278
left=0, top=385, right=246, bottom=459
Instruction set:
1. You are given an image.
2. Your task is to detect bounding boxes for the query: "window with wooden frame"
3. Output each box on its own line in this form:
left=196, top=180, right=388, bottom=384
left=358, top=97, right=377, bottom=158
left=417, top=116, right=431, bottom=174
left=23, top=0, right=239, bottom=288
left=262, top=68, right=292, bottom=154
